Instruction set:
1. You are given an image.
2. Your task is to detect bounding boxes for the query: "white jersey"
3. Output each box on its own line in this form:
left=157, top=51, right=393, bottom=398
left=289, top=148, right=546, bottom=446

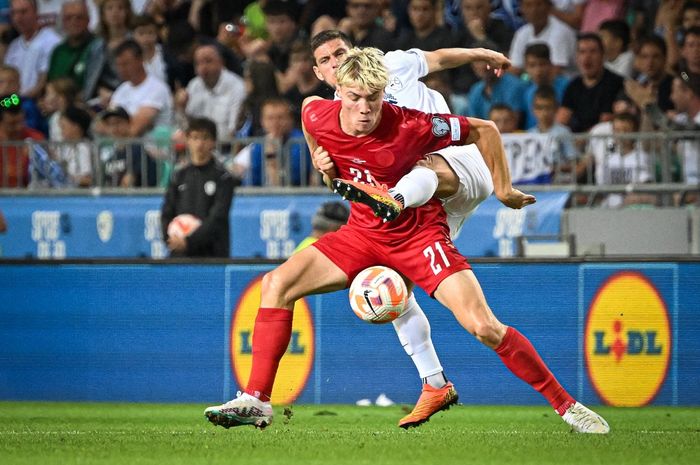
left=382, top=49, right=451, bottom=114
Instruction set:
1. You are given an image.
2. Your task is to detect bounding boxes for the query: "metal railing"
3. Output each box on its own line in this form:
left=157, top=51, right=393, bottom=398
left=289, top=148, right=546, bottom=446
left=1, top=131, right=698, bottom=202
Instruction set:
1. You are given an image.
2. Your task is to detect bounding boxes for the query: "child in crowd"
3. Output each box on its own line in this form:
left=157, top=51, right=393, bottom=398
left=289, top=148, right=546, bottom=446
left=42, top=78, right=79, bottom=142
left=522, top=43, right=569, bottom=129
left=56, top=105, right=93, bottom=187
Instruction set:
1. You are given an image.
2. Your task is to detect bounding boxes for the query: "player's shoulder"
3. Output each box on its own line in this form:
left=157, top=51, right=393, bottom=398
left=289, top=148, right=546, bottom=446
left=302, top=98, right=337, bottom=119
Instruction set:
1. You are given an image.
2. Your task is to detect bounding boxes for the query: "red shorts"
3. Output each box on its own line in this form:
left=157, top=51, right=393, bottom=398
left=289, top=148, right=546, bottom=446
left=312, top=223, right=471, bottom=296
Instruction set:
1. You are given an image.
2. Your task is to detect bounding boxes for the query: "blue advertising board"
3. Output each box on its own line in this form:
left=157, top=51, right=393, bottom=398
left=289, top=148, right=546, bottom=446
left=0, top=192, right=569, bottom=259
left=1, top=261, right=698, bottom=406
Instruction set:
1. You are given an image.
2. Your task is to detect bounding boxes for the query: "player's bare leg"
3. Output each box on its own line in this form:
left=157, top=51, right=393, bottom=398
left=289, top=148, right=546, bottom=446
left=205, top=247, right=348, bottom=429
left=434, top=270, right=610, bottom=434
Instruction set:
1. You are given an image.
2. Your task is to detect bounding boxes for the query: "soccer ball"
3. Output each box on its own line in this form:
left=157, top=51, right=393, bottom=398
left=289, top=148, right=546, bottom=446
left=349, top=266, right=408, bottom=324
left=167, top=213, right=202, bottom=239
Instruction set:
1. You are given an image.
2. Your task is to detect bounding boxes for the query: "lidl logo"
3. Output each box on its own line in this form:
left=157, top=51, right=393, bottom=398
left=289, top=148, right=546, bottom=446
left=230, top=276, right=314, bottom=405
left=585, top=271, right=671, bottom=406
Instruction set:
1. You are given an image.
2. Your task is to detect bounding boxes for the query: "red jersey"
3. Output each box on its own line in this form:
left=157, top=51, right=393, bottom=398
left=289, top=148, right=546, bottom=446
left=303, top=100, right=470, bottom=239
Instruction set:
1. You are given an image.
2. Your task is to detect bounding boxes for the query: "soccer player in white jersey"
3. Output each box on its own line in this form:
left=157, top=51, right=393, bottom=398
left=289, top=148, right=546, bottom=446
left=306, top=30, right=534, bottom=428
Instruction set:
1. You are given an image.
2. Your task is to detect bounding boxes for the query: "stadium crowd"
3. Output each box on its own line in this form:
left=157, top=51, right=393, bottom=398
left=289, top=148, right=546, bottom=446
left=0, top=0, right=697, bottom=205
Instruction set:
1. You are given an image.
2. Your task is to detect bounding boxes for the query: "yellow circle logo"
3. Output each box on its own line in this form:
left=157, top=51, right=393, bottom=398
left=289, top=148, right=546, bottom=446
left=230, top=275, right=315, bottom=405
left=585, top=271, right=671, bottom=406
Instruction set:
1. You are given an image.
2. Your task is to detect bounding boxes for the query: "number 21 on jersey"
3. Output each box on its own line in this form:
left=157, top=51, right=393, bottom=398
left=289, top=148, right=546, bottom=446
left=423, top=241, right=451, bottom=275
left=349, top=167, right=373, bottom=184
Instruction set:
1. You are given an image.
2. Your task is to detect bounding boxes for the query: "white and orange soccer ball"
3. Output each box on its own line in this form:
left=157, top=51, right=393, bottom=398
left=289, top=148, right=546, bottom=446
left=167, top=213, right=202, bottom=239
left=349, top=266, right=408, bottom=324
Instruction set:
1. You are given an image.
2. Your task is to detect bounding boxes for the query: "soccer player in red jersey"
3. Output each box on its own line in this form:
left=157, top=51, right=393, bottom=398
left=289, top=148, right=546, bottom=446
left=204, top=48, right=610, bottom=434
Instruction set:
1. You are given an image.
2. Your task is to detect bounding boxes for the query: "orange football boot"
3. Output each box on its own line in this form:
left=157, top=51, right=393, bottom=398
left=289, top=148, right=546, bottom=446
left=332, top=178, right=403, bottom=221
left=398, top=382, right=459, bottom=429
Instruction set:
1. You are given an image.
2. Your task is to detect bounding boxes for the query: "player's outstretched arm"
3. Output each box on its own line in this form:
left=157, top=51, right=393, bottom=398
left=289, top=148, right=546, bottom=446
left=423, top=48, right=510, bottom=76
left=301, top=96, right=337, bottom=188
left=465, top=117, right=536, bottom=209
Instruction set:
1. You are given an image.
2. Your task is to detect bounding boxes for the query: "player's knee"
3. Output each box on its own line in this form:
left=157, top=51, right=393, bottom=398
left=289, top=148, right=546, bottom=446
left=261, top=270, right=290, bottom=302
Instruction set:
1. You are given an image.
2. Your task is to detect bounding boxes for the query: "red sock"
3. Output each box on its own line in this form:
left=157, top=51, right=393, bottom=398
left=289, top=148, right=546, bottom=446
left=495, top=326, right=575, bottom=415
left=244, top=307, right=293, bottom=402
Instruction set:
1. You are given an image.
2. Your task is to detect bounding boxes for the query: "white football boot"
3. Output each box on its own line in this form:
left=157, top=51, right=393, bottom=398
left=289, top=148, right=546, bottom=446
left=562, top=402, right=610, bottom=434
left=204, top=392, right=273, bottom=429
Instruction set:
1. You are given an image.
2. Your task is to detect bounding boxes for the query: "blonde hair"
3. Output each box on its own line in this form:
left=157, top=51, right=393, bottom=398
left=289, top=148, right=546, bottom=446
left=335, top=47, right=389, bottom=93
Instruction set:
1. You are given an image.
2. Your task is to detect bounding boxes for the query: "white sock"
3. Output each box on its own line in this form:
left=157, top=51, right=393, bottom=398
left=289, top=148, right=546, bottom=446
left=392, top=293, right=446, bottom=388
left=389, top=166, right=438, bottom=208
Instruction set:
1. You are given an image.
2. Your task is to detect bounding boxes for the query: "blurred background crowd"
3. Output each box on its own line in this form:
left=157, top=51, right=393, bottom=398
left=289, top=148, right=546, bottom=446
left=0, top=0, right=697, bottom=204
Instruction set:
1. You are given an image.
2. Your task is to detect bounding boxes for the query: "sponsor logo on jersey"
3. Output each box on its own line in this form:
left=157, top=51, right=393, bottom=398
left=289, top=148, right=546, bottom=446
left=384, top=92, right=398, bottom=105
left=230, top=275, right=314, bottom=405
left=431, top=116, right=449, bottom=137
left=351, top=158, right=367, bottom=164
left=387, top=76, right=404, bottom=91
left=585, top=271, right=670, bottom=406
left=449, top=117, right=461, bottom=141
left=204, top=180, right=216, bottom=196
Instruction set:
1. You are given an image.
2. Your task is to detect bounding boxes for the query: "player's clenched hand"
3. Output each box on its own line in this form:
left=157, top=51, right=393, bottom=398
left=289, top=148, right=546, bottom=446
left=312, top=145, right=337, bottom=179
left=496, top=187, right=536, bottom=209
left=484, top=51, right=511, bottom=77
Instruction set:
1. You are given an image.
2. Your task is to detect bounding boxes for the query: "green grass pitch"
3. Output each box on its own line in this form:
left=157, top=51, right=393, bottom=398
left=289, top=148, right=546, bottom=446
left=1, top=402, right=698, bottom=465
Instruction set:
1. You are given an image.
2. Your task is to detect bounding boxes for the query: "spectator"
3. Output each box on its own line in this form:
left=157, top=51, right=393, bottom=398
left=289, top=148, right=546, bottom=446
left=489, top=103, right=519, bottom=133
left=176, top=43, right=246, bottom=141
left=550, top=0, right=586, bottom=30
left=133, top=14, right=176, bottom=88
left=4, top=0, right=61, bottom=99
left=528, top=85, right=577, bottom=182
left=293, top=200, right=350, bottom=253
left=0, top=92, right=44, bottom=187
left=231, top=97, right=312, bottom=186
left=41, top=77, right=78, bottom=141
left=339, top=0, right=394, bottom=51
left=0, top=64, right=45, bottom=134
left=680, top=26, right=700, bottom=74
left=263, top=1, right=302, bottom=72
left=241, top=0, right=270, bottom=40
left=161, top=116, right=235, bottom=258
left=46, top=1, right=96, bottom=98
left=109, top=39, right=173, bottom=137
left=452, top=0, right=513, bottom=92
left=396, top=0, right=455, bottom=52
left=97, top=0, right=133, bottom=51
left=580, top=0, right=626, bottom=33
left=237, top=60, right=280, bottom=136
left=466, top=59, right=527, bottom=121
left=284, top=40, right=334, bottom=123
left=671, top=70, right=700, bottom=202
left=557, top=33, right=624, bottom=133
left=522, top=43, right=570, bottom=129
left=98, top=106, right=156, bottom=187
left=599, top=19, right=634, bottom=78
left=592, top=112, right=655, bottom=207
left=56, top=104, right=92, bottom=187
left=633, top=35, right=674, bottom=113
left=508, top=0, right=577, bottom=76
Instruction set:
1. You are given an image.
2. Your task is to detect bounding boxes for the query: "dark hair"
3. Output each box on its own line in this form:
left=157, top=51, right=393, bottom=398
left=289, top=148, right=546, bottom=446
left=524, top=42, right=551, bottom=61
left=599, top=20, right=630, bottom=51
left=613, top=111, right=640, bottom=131
left=132, top=14, right=157, bottom=30
left=682, top=26, right=700, bottom=47
left=62, top=105, right=92, bottom=135
left=577, top=32, right=604, bottom=52
left=262, top=0, right=298, bottom=19
left=113, top=39, right=143, bottom=59
left=489, top=103, right=514, bottom=114
left=310, top=30, right=353, bottom=55
left=683, top=1, right=700, bottom=15
left=534, top=85, right=557, bottom=103
left=637, top=34, right=667, bottom=57
left=186, top=117, right=217, bottom=140
left=261, top=97, right=293, bottom=115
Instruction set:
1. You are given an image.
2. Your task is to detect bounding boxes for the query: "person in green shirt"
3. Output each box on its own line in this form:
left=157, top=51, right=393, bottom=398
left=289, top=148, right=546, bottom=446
left=293, top=200, right=349, bottom=253
left=46, top=1, right=95, bottom=93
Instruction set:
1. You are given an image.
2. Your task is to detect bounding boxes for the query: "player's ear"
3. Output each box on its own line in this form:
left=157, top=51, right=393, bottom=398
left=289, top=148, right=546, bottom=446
left=312, top=65, right=324, bottom=82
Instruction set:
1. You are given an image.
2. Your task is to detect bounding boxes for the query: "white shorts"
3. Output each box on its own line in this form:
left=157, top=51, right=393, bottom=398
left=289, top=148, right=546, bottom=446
left=430, top=144, right=493, bottom=239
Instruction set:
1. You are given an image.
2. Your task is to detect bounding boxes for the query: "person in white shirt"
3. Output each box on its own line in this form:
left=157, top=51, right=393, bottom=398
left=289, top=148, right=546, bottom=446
left=175, top=44, right=246, bottom=141
left=4, top=0, right=61, bottom=98
left=598, top=19, right=634, bottom=78
left=109, top=39, right=173, bottom=136
left=56, top=105, right=93, bottom=187
left=508, top=0, right=577, bottom=76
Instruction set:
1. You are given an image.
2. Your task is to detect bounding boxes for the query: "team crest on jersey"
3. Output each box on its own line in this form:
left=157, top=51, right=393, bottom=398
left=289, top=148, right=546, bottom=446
left=384, top=92, right=398, bottom=104
left=431, top=116, right=450, bottom=137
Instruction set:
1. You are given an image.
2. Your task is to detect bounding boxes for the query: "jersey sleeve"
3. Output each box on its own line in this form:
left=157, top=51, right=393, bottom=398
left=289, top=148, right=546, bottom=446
left=406, top=108, right=471, bottom=155
left=384, top=49, right=429, bottom=83
left=301, top=99, right=328, bottom=139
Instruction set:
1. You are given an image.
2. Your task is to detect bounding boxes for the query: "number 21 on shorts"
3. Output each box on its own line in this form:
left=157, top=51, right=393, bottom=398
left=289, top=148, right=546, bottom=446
left=423, top=241, right=451, bottom=275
